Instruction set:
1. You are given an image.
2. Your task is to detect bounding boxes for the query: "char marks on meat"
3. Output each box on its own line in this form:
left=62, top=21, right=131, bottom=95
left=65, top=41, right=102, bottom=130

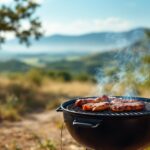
left=110, top=102, right=145, bottom=112
left=75, top=95, right=145, bottom=112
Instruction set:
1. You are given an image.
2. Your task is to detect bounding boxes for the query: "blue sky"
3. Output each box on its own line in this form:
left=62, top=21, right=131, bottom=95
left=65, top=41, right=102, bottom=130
left=0, top=0, right=150, bottom=53
left=34, top=0, right=150, bottom=35
left=38, top=0, right=148, bottom=23
left=0, top=0, right=150, bottom=35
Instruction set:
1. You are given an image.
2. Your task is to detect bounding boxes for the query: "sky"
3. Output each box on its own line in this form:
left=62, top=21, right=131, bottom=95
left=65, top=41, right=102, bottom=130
left=0, top=0, right=150, bottom=53
left=0, top=0, right=150, bottom=36
left=37, top=0, right=150, bottom=35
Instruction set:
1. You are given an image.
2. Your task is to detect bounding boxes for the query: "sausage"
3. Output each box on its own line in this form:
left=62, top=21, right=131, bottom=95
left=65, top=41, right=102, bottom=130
left=92, top=102, right=110, bottom=111
left=110, top=99, right=139, bottom=104
left=110, top=102, right=145, bottom=112
left=82, top=102, right=110, bottom=111
left=82, top=103, right=96, bottom=111
left=95, top=95, right=109, bottom=102
left=75, top=96, right=145, bottom=112
left=75, top=95, right=109, bottom=107
left=75, top=99, right=96, bottom=107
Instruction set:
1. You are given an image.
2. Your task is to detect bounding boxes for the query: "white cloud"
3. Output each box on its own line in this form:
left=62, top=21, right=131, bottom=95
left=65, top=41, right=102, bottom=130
left=43, top=17, right=133, bottom=35
left=0, top=0, right=12, bottom=4
left=2, top=17, right=133, bottom=39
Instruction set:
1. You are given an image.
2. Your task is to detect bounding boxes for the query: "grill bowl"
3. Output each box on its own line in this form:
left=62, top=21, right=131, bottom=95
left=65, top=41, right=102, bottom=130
left=57, top=96, right=150, bottom=150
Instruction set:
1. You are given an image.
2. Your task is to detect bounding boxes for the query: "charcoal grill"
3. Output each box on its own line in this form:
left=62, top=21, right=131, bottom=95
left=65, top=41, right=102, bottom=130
left=57, top=96, right=150, bottom=150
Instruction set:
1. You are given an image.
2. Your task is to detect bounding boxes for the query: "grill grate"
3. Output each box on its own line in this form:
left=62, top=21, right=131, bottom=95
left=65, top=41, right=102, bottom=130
left=66, top=99, right=150, bottom=117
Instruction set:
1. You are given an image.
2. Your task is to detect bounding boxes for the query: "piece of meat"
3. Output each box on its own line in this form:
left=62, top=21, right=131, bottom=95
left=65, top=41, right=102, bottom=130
left=110, top=102, right=145, bottom=112
left=76, top=96, right=145, bottom=112
left=75, top=95, right=109, bottom=107
left=82, top=102, right=110, bottom=111
left=82, top=103, right=96, bottom=111
left=92, top=102, right=110, bottom=111
left=110, top=99, right=139, bottom=104
left=75, top=99, right=96, bottom=107
left=95, top=95, right=109, bottom=102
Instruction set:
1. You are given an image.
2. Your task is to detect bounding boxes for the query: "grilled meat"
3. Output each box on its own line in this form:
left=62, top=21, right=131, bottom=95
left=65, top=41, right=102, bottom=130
left=92, top=102, right=110, bottom=111
left=82, top=102, right=110, bottom=111
left=110, top=99, right=139, bottom=104
left=82, top=103, right=96, bottom=111
left=110, top=102, right=145, bottom=112
left=75, top=99, right=96, bottom=107
left=75, top=96, right=145, bottom=112
left=75, top=95, right=109, bottom=107
left=95, top=95, right=109, bottom=102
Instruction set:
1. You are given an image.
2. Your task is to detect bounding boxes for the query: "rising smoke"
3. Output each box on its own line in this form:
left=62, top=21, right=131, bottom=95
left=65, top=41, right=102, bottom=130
left=95, top=29, right=150, bottom=97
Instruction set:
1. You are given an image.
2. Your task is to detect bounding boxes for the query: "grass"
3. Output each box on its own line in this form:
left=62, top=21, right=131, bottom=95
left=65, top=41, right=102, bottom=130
left=0, top=76, right=95, bottom=121
left=3, top=136, right=57, bottom=150
left=41, top=79, right=95, bottom=97
left=33, top=134, right=56, bottom=150
left=0, top=71, right=149, bottom=121
left=0, top=105, right=21, bottom=121
left=0, top=74, right=149, bottom=150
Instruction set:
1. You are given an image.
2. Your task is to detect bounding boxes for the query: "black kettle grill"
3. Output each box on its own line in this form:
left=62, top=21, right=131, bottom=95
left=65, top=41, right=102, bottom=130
left=57, top=96, right=150, bottom=150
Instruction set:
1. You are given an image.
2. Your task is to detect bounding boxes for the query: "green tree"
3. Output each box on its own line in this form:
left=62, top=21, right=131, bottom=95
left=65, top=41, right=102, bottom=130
left=0, top=0, right=42, bottom=46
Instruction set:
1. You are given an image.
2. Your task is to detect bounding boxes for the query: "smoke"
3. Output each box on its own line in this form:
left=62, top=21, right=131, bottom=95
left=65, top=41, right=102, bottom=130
left=95, top=29, right=150, bottom=97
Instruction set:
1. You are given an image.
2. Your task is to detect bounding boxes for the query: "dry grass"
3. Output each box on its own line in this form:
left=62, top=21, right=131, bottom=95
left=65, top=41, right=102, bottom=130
left=0, top=75, right=149, bottom=121
left=0, top=75, right=149, bottom=149
left=41, top=79, right=95, bottom=97
left=0, top=76, right=95, bottom=121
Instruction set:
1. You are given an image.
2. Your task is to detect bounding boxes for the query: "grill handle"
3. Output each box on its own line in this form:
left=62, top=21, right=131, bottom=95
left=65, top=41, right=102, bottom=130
left=73, top=119, right=102, bottom=128
left=56, top=106, right=63, bottom=112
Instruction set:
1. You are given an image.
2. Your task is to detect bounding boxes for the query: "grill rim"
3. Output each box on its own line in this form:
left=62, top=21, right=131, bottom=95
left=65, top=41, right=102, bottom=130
left=61, top=96, right=150, bottom=117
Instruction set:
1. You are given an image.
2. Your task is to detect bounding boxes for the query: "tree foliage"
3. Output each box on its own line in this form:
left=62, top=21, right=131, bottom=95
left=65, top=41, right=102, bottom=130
left=0, top=0, right=42, bottom=46
left=143, top=55, right=150, bottom=64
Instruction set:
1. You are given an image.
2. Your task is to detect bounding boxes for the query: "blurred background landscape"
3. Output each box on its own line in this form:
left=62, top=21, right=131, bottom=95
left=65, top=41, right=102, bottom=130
left=0, top=0, right=150, bottom=149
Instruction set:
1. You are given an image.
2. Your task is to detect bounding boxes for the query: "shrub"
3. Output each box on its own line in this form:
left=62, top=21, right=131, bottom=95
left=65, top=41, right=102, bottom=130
left=0, top=105, right=21, bottom=121
left=7, top=83, right=25, bottom=97
left=75, top=73, right=96, bottom=82
left=142, top=55, right=150, bottom=64
left=6, top=82, right=47, bottom=114
left=47, top=71, right=57, bottom=78
left=75, top=73, right=89, bottom=82
left=46, top=99, right=61, bottom=110
left=26, top=69, right=43, bottom=86
left=56, top=71, right=72, bottom=82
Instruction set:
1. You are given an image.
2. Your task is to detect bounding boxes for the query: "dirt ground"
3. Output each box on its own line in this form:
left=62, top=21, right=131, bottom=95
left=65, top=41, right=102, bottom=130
left=0, top=110, right=85, bottom=150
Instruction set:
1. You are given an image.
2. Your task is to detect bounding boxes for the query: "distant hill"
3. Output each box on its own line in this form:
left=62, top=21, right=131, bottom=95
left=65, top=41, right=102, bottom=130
left=46, top=28, right=144, bottom=45
left=45, top=40, right=149, bottom=75
left=0, top=60, right=31, bottom=72
left=45, top=50, right=118, bottom=75
left=0, top=39, right=148, bottom=74
left=0, top=27, right=148, bottom=74
left=3, top=28, right=146, bottom=53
